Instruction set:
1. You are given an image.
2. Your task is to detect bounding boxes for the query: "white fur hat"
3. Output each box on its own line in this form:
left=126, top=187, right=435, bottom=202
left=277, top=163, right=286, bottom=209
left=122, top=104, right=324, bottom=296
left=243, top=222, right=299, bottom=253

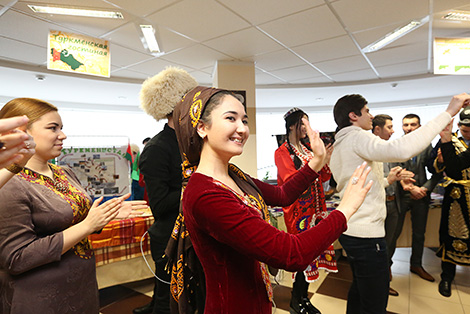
left=139, top=67, right=198, bottom=121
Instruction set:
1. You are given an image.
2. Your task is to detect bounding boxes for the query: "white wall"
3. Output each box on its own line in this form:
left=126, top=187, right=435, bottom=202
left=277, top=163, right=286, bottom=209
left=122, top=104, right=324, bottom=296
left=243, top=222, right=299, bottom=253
left=59, top=108, right=164, bottom=153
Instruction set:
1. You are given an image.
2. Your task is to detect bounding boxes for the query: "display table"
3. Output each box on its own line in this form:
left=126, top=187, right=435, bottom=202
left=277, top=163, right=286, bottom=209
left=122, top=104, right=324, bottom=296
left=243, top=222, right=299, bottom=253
left=89, top=215, right=155, bottom=289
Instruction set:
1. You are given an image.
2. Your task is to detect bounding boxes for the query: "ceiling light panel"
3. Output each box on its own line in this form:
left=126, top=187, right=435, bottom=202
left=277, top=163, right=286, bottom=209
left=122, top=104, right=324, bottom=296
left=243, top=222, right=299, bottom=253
left=442, top=10, right=470, bottom=21
left=362, top=16, right=429, bottom=53
left=140, top=25, right=160, bottom=53
left=28, top=5, right=123, bottom=19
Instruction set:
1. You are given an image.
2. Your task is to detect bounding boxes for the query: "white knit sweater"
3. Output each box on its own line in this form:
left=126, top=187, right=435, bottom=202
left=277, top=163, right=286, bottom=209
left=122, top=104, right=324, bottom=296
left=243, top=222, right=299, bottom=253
left=330, top=112, right=451, bottom=238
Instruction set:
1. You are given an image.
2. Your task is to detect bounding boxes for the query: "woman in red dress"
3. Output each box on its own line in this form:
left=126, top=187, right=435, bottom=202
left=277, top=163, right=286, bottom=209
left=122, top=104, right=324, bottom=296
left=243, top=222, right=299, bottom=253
left=275, top=108, right=334, bottom=314
left=169, top=86, right=373, bottom=314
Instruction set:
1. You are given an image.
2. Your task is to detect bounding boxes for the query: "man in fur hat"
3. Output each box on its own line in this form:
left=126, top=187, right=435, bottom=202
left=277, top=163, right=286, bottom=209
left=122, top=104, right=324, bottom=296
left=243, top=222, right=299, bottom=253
left=135, top=67, right=197, bottom=314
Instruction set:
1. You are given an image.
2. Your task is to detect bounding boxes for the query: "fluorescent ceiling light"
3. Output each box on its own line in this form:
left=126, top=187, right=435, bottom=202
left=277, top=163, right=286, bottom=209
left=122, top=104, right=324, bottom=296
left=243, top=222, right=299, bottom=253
left=28, top=5, right=123, bottom=19
left=442, top=10, right=470, bottom=21
left=362, top=16, right=429, bottom=53
left=140, top=25, right=161, bottom=53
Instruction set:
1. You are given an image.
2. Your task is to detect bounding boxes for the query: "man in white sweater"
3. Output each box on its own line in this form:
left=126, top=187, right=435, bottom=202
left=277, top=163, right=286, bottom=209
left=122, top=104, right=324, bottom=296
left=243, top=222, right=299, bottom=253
left=330, top=93, right=469, bottom=314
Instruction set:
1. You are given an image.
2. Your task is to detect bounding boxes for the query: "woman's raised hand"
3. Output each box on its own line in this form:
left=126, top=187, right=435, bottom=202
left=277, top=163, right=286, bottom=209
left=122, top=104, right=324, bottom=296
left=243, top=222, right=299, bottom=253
left=83, top=197, right=121, bottom=232
left=0, top=116, right=35, bottom=169
left=303, top=117, right=327, bottom=172
left=336, top=162, right=373, bottom=221
left=115, top=193, right=148, bottom=219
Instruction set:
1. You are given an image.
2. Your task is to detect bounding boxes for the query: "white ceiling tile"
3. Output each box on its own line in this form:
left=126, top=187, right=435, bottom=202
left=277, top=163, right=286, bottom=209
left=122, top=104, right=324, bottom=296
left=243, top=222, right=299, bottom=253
left=289, top=76, right=333, bottom=85
left=110, top=44, right=153, bottom=67
left=332, top=0, right=429, bottom=33
left=125, top=57, right=179, bottom=76
left=269, top=65, right=324, bottom=82
left=110, top=68, right=148, bottom=80
left=246, top=50, right=304, bottom=71
left=366, top=42, right=428, bottom=68
left=0, top=37, right=47, bottom=65
left=376, top=59, right=428, bottom=78
left=204, top=27, right=284, bottom=59
left=186, top=70, right=213, bottom=85
left=315, top=55, right=371, bottom=75
left=255, top=72, right=288, bottom=85
left=0, top=10, right=51, bottom=47
left=105, top=0, right=180, bottom=17
left=433, top=0, right=470, bottom=13
left=161, top=44, right=230, bottom=70
left=329, top=69, right=379, bottom=82
left=218, top=0, right=324, bottom=25
left=102, top=22, right=148, bottom=54
left=293, top=35, right=360, bottom=64
left=145, top=0, right=250, bottom=42
left=259, top=5, right=346, bottom=48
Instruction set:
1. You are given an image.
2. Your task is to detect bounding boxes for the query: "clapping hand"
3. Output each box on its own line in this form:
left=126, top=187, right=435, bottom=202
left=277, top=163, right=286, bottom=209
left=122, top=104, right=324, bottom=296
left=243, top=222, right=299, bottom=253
left=115, top=193, right=148, bottom=219
left=387, top=166, right=414, bottom=184
left=85, top=197, right=122, bottom=232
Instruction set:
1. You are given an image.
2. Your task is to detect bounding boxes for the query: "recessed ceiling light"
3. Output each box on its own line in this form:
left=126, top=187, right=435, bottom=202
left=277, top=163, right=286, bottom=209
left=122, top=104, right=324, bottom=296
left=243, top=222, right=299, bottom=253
left=442, top=10, right=470, bottom=21
left=28, top=5, right=123, bottom=19
left=362, top=16, right=429, bottom=53
left=140, top=25, right=161, bottom=53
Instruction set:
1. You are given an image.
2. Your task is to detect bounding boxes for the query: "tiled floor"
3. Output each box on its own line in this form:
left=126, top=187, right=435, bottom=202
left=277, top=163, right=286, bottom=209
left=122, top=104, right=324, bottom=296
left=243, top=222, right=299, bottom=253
left=99, top=248, right=470, bottom=314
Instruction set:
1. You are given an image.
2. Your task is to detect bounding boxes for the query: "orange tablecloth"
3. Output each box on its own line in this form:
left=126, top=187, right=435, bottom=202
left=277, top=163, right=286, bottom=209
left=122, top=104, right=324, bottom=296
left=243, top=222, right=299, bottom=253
left=89, top=216, right=154, bottom=266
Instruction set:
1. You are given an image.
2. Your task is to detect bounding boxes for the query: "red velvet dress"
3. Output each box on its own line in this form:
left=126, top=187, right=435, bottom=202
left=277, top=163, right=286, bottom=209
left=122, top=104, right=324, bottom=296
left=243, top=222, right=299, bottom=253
left=275, top=142, right=337, bottom=282
left=183, top=165, right=347, bottom=314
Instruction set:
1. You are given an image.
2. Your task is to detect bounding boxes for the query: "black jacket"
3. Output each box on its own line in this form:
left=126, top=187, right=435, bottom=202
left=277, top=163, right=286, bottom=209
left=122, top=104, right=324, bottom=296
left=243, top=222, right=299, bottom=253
left=139, top=123, right=182, bottom=251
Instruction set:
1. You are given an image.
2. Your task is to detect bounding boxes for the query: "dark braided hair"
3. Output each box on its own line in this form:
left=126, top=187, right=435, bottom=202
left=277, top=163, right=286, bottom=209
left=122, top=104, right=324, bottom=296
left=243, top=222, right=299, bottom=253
left=284, top=108, right=311, bottom=170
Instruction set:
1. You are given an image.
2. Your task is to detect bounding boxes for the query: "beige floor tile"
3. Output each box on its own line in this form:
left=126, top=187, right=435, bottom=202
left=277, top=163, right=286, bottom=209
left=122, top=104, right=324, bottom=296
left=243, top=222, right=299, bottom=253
left=387, top=291, right=410, bottom=314
left=463, top=304, right=470, bottom=314
left=457, top=284, right=470, bottom=306
left=393, top=247, right=412, bottom=263
left=272, top=306, right=289, bottom=314
left=410, top=273, right=461, bottom=303
left=455, top=266, right=470, bottom=286
left=308, top=270, right=329, bottom=293
left=422, top=248, right=441, bottom=268
left=409, top=263, right=441, bottom=286
left=409, top=295, right=465, bottom=314
left=309, top=293, right=347, bottom=314
left=273, top=269, right=293, bottom=287
left=390, top=273, right=411, bottom=295
left=391, top=259, right=411, bottom=276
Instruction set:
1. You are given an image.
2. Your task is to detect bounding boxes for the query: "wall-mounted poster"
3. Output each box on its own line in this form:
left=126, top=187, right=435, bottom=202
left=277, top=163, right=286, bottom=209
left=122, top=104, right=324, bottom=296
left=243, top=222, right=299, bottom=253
left=47, top=30, right=110, bottom=77
left=57, top=146, right=130, bottom=198
left=434, top=37, right=470, bottom=75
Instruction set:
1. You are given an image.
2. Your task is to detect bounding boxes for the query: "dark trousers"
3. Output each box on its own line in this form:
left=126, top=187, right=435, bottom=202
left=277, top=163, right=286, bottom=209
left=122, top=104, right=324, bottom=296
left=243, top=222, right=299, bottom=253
left=339, top=235, right=389, bottom=314
left=292, top=271, right=309, bottom=300
left=385, top=199, right=400, bottom=267
left=441, top=261, right=456, bottom=282
left=397, top=197, right=430, bottom=267
left=150, top=237, right=171, bottom=314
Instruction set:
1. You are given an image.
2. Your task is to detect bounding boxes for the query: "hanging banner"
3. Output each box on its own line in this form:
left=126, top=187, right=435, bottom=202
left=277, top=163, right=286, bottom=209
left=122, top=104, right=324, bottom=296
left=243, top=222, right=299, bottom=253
left=434, top=37, right=470, bottom=75
left=57, top=146, right=130, bottom=198
left=47, top=30, right=110, bottom=77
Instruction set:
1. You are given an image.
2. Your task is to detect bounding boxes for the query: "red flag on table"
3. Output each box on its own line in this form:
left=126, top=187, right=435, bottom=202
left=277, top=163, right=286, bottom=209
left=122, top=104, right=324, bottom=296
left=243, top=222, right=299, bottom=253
left=125, top=142, right=134, bottom=163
